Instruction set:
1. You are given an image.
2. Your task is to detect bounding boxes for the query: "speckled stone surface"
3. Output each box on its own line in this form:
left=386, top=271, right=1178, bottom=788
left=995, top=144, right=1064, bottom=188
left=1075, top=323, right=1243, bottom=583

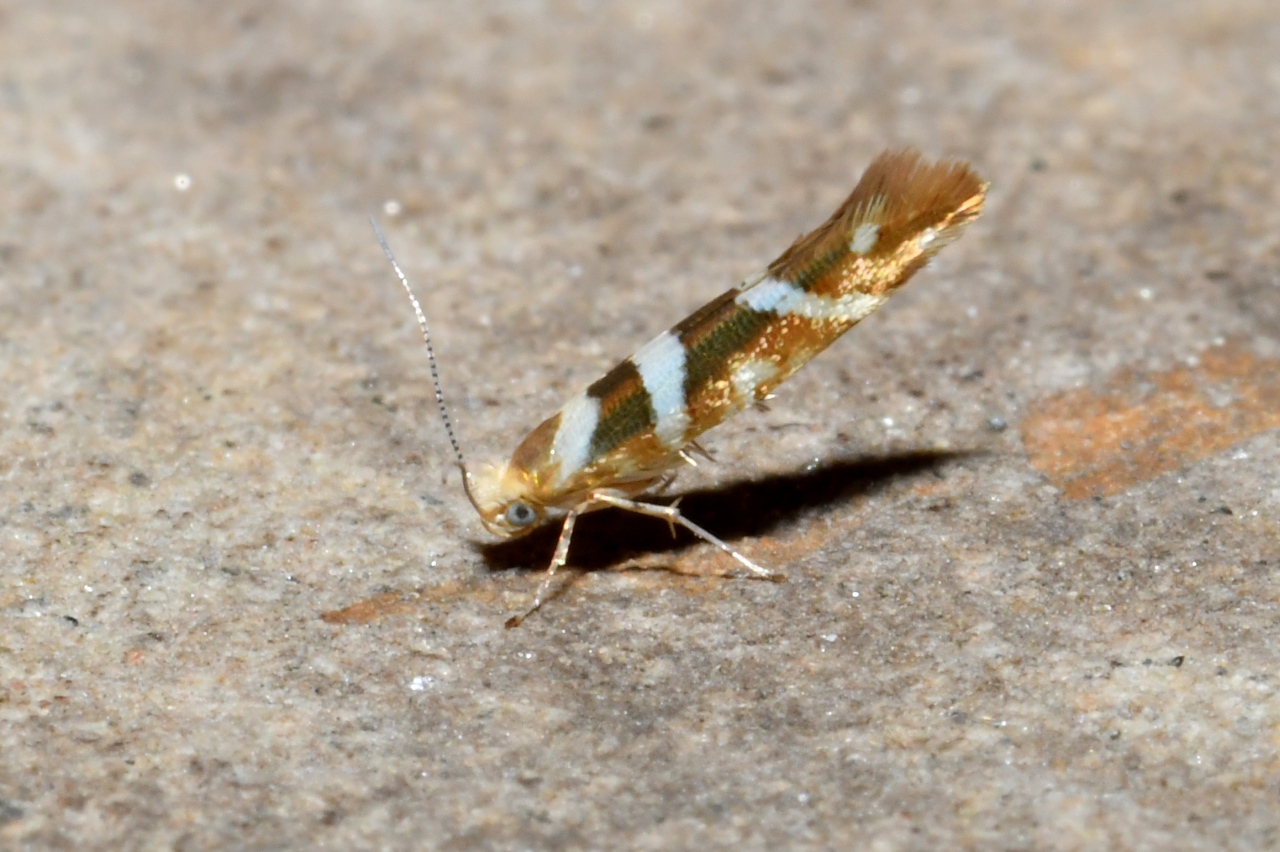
left=3, top=1, right=1280, bottom=848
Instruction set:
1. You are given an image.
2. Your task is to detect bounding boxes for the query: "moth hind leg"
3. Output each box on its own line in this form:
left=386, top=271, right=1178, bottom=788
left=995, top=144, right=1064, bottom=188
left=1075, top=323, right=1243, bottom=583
left=591, top=492, right=784, bottom=582
left=504, top=489, right=784, bottom=628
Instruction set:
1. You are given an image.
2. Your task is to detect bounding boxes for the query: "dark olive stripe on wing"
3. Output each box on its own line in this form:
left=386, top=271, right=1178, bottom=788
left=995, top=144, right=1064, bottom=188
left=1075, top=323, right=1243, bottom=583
left=674, top=290, right=775, bottom=404
left=791, top=247, right=846, bottom=294
left=585, top=358, right=656, bottom=461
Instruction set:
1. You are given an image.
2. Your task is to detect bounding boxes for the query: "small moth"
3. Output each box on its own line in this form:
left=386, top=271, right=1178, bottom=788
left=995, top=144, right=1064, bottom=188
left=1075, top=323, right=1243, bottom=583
left=375, top=149, right=986, bottom=626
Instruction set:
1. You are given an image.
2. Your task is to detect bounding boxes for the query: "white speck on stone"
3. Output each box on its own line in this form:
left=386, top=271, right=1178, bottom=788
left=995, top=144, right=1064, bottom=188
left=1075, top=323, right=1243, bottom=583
left=174, top=173, right=191, bottom=191
left=383, top=199, right=402, bottom=216
left=1139, top=288, right=1153, bottom=300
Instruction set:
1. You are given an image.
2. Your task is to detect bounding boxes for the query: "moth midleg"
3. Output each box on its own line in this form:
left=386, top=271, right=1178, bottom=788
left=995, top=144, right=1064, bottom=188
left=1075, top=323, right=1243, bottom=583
left=505, top=491, right=783, bottom=627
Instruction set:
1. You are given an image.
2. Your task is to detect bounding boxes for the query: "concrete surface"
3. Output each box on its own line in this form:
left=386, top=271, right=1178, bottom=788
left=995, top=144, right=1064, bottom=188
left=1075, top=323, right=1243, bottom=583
left=3, top=0, right=1279, bottom=848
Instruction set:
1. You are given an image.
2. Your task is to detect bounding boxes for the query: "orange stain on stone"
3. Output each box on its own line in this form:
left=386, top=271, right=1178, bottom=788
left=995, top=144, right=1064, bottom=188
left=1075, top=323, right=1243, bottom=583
left=1022, top=343, right=1280, bottom=499
left=321, top=592, right=420, bottom=625
left=321, top=580, right=495, bottom=625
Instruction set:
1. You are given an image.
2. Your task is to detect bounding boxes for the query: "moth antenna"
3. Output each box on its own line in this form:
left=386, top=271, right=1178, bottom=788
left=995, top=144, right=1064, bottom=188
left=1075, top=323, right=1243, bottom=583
left=370, top=217, right=483, bottom=513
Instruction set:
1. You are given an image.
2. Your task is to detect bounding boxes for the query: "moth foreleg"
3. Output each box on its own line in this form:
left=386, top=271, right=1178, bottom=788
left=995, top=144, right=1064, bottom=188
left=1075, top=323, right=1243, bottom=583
left=504, top=503, right=587, bottom=629
left=504, top=490, right=785, bottom=628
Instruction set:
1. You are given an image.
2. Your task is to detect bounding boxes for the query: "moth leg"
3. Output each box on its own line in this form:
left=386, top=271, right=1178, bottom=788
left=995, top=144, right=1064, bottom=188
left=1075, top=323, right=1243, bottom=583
left=664, top=497, right=683, bottom=538
left=590, top=492, right=784, bottom=582
left=686, top=440, right=716, bottom=462
left=506, top=490, right=783, bottom=627
left=651, top=472, right=680, bottom=493
left=504, top=503, right=587, bottom=629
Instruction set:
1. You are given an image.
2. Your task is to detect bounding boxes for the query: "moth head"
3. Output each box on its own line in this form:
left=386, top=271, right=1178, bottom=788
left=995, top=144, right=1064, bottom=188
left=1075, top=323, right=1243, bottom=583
left=464, top=461, right=548, bottom=539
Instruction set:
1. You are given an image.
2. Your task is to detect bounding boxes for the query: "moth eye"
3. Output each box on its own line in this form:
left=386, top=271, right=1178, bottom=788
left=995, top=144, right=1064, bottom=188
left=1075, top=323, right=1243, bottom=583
left=505, top=502, right=538, bottom=527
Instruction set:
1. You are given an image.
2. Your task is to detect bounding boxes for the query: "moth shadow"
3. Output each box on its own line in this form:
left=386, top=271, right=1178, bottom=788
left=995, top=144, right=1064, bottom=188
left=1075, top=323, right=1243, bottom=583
left=477, top=448, right=972, bottom=574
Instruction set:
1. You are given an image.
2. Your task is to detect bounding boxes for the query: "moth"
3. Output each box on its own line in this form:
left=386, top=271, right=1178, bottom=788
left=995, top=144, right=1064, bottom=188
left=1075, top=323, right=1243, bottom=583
left=375, top=149, right=987, bottom=626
